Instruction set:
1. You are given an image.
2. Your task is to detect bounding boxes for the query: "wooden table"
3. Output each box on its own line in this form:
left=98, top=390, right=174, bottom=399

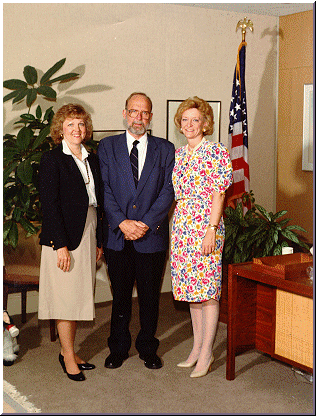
left=226, top=256, right=313, bottom=380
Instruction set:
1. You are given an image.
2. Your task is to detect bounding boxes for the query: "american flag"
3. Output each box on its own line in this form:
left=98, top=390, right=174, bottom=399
left=226, top=41, right=250, bottom=207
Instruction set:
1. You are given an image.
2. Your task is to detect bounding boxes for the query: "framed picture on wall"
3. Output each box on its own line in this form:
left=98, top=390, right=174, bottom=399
left=166, top=100, right=221, bottom=149
left=92, top=130, right=125, bottom=142
left=92, top=130, right=152, bottom=142
left=302, top=84, right=313, bottom=171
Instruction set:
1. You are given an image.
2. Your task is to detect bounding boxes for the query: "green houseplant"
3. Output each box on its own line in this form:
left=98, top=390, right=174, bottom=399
left=223, top=191, right=310, bottom=264
left=219, top=191, right=310, bottom=324
left=3, top=58, right=80, bottom=248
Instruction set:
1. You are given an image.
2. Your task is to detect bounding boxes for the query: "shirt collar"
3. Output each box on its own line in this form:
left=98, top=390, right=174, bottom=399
left=126, top=130, right=148, bottom=148
left=62, top=139, right=89, bottom=160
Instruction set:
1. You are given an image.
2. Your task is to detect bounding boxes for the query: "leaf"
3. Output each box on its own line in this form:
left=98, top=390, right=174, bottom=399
left=273, top=228, right=279, bottom=244
left=271, top=210, right=287, bottom=221
left=32, top=125, right=51, bottom=150
left=20, top=186, right=30, bottom=208
left=255, top=204, right=271, bottom=221
left=286, top=225, right=307, bottom=233
left=12, top=207, right=22, bottom=222
left=3, top=90, right=20, bottom=102
left=12, top=88, right=29, bottom=104
left=43, top=106, right=54, bottom=121
left=3, top=161, right=19, bottom=184
left=29, top=151, right=44, bottom=163
left=20, top=113, right=36, bottom=121
left=281, top=229, right=300, bottom=244
left=16, top=126, right=33, bottom=150
left=17, top=159, right=33, bottom=184
left=46, top=72, right=79, bottom=85
left=19, top=217, right=38, bottom=236
left=37, top=85, right=57, bottom=100
left=273, top=245, right=282, bottom=256
left=23, top=65, right=38, bottom=84
left=235, top=202, right=243, bottom=221
left=40, top=58, right=66, bottom=85
left=278, top=218, right=290, bottom=227
left=26, top=88, right=38, bottom=107
left=36, top=105, right=42, bottom=119
left=8, top=222, right=19, bottom=248
left=3, top=220, right=13, bottom=241
left=3, top=79, right=28, bottom=90
left=3, top=146, right=19, bottom=163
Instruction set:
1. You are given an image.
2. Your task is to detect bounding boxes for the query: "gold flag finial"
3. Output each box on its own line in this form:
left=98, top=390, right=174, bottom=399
left=236, top=17, right=253, bottom=42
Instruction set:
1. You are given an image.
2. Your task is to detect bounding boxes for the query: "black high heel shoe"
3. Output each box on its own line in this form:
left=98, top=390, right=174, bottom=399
left=78, top=362, right=96, bottom=370
left=59, top=353, right=86, bottom=381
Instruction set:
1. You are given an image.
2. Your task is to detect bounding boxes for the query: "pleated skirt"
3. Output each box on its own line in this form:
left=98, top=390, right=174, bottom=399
left=38, top=206, right=97, bottom=321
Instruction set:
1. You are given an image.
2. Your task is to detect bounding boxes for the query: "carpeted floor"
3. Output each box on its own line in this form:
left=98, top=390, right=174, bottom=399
left=3, top=292, right=314, bottom=414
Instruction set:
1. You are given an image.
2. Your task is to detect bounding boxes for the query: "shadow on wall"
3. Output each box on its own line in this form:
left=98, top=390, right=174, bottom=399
left=3, top=63, right=113, bottom=134
left=249, top=26, right=280, bottom=210
left=277, top=150, right=312, bottom=245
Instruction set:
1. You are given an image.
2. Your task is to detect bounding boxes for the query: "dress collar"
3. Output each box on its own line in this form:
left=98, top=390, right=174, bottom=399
left=186, top=137, right=205, bottom=155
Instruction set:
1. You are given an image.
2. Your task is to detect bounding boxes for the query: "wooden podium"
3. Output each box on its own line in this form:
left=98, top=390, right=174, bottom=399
left=226, top=253, right=313, bottom=380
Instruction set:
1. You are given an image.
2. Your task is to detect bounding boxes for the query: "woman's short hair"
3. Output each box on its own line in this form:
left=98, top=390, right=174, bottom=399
left=174, top=96, right=214, bottom=136
left=50, top=104, right=93, bottom=144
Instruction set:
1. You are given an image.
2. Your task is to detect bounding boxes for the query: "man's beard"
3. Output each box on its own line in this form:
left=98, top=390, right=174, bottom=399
left=124, top=119, right=148, bottom=136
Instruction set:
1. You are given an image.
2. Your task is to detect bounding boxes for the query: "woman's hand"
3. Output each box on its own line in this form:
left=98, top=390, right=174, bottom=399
left=201, top=229, right=216, bottom=256
left=57, top=247, right=71, bottom=272
left=96, top=246, right=103, bottom=262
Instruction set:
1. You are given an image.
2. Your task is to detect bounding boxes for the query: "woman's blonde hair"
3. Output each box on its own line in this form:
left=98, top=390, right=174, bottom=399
left=50, top=104, right=93, bottom=144
left=174, top=96, right=214, bottom=136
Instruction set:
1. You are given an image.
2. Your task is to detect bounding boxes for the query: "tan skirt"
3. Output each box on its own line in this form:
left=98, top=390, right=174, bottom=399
left=38, top=206, right=97, bottom=321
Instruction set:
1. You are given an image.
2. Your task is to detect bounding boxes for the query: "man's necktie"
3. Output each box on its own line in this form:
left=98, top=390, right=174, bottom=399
left=130, top=140, right=139, bottom=187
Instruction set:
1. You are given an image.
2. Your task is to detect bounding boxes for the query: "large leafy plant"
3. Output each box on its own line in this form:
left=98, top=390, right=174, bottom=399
left=3, top=58, right=79, bottom=248
left=223, top=191, right=310, bottom=264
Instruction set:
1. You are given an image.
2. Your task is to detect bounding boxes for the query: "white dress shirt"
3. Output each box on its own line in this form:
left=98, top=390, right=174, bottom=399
left=126, top=131, right=148, bottom=180
left=62, top=140, right=97, bottom=207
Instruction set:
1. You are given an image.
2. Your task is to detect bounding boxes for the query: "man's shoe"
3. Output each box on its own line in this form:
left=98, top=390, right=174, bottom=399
left=139, top=354, right=162, bottom=369
left=104, top=353, right=128, bottom=369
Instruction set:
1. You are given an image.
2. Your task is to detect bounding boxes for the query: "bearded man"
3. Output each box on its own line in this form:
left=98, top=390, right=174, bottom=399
left=98, top=92, right=175, bottom=370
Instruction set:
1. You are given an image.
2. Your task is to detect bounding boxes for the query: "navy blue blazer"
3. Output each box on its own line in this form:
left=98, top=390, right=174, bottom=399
left=97, top=133, right=175, bottom=253
left=38, top=144, right=103, bottom=251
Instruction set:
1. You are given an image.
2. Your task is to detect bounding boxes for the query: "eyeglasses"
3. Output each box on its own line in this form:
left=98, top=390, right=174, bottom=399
left=126, top=109, right=151, bottom=120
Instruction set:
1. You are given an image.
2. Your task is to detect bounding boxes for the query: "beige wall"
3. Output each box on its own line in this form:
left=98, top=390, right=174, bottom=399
left=3, top=3, right=280, bottom=311
left=277, top=10, right=313, bottom=244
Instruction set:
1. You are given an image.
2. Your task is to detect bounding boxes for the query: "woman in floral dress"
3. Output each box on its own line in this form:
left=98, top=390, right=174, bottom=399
left=170, top=97, right=233, bottom=378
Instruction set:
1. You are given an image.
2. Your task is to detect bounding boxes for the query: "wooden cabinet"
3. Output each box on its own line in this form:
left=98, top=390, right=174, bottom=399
left=226, top=255, right=313, bottom=380
left=275, top=290, right=313, bottom=368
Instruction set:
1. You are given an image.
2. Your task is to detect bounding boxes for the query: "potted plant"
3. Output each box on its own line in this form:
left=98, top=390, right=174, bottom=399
left=3, top=58, right=81, bottom=249
left=223, top=191, right=310, bottom=264
left=219, top=191, right=310, bottom=323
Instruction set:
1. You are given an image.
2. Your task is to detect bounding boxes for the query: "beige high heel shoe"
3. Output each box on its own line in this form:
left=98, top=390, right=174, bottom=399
left=177, top=358, right=198, bottom=368
left=190, top=354, right=215, bottom=378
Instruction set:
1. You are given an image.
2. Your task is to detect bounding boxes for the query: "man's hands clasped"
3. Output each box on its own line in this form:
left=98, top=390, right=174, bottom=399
left=119, top=219, right=149, bottom=241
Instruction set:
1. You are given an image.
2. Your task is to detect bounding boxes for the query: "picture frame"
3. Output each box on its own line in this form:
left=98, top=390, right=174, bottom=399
left=302, top=84, right=313, bottom=171
left=166, top=100, right=221, bottom=149
left=92, top=130, right=125, bottom=142
left=92, top=129, right=152, bottom=142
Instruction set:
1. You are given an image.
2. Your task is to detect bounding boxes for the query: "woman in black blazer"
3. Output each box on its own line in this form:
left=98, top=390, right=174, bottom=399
left=38, top=104, right=103, bottom=382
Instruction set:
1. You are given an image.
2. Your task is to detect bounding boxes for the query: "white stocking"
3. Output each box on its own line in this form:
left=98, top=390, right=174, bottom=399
left=194, top=299, right=219, bottom=372
left=184, top=303, right=203, bottom=364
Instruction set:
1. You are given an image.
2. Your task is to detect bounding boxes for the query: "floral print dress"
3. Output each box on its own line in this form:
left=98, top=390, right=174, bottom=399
left=170, top=139, right=233, bottom=302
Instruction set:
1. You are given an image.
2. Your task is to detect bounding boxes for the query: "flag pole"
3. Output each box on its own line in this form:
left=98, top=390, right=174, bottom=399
left=236, top=17, right=254, bottom=42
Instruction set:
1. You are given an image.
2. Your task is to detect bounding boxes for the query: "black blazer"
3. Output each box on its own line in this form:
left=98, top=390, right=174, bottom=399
left=38, top=144, right=103, bottom=251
